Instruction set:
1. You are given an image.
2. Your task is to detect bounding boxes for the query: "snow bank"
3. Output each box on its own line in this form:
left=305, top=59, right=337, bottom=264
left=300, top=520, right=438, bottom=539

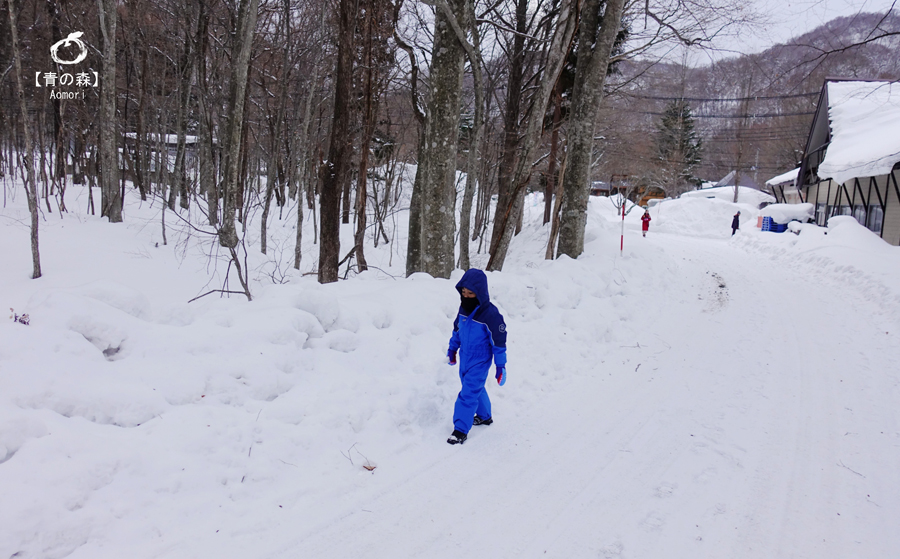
left=734, top=214, right=900, bottom=316
left=824, top=215, right=897, bottom=253
left=759, top=203, right=815, bottom=224
left=819, top=81, right=900, bottom=186
left=679, top=185, right=775, bottom=207
left=602, top=195, right=762, bottom=238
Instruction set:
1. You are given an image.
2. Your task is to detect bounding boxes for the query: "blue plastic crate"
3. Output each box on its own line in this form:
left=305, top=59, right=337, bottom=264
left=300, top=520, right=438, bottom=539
left=761, top=216, right=786, bottom=233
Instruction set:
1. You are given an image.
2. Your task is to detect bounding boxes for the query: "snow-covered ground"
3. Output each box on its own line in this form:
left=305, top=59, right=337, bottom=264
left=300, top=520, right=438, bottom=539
left=2, top=179, right=899, bottom=558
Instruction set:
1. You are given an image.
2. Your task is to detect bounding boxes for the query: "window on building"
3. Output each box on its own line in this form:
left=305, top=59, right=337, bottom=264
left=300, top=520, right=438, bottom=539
left=867, top=205, right=884, bottom=234
left=852, top=205, right=867, bottom=226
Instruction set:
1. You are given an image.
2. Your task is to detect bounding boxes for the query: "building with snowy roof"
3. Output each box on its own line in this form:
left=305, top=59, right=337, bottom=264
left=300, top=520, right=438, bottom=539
left=121, top=132, right=207, bottom=186
left=766, top=167, right=801, bottom=204
left=785, top=79, right=900, bottom=245
left=680, top=185, right=774, bottom=207
left=714, top=170, right=761, bottom=190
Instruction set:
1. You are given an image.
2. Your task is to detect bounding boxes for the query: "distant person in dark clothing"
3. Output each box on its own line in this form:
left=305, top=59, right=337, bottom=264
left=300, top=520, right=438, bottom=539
left=731, top=211, right=741, bottom=236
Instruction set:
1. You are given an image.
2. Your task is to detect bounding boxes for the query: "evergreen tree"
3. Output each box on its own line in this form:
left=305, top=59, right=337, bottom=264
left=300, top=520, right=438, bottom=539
left=655, top=100, right=703, bottom=193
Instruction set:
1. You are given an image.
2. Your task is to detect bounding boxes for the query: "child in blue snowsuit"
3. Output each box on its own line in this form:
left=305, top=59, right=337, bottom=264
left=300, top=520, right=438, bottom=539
left=446, top=269, right=507, bottom=445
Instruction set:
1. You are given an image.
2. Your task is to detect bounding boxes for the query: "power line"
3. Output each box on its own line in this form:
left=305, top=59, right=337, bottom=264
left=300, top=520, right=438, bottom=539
left=597, top=149, right=802, bottom=172
left=708, top=136, right=806, bottom=143
left=611, top=107, right=816, bottom=119
left=622, top=92, right=819, bottom=102
left=698, top=123, right=811, bottom=133
left=641, top=110, right=816, bottom=119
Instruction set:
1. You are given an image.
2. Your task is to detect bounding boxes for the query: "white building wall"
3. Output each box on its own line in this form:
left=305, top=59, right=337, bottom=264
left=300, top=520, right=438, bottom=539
left=882, top=170, right=900, bottom=246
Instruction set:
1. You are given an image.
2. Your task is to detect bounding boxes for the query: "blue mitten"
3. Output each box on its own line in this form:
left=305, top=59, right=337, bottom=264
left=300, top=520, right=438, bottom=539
left=495, top=366, right=506, bottom=386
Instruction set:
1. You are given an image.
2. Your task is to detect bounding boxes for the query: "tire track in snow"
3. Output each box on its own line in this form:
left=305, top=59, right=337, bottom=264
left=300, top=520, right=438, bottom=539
left=660, top=236, right=900, bottom=558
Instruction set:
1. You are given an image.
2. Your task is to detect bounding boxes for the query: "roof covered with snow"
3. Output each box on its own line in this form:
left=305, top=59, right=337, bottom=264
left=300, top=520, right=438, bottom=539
left=766, top=167, right=799, bottom=186
left=713, top=170, right=761, bottom=189
left=818, top=81, right=900, bottom=186
left=124, top=132, right=199, bottom=145
left=679, top=186, right=775, bottom=207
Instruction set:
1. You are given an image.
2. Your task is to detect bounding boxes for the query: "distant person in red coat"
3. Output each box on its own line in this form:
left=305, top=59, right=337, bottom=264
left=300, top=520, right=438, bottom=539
left=641, top=209, right=651, bottom=237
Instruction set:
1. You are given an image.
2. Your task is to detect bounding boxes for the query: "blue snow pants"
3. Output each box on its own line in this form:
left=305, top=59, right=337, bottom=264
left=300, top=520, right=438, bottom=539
left=449, top=312, right=505, bottom=434
left=453, top=361, right=492, bottom=434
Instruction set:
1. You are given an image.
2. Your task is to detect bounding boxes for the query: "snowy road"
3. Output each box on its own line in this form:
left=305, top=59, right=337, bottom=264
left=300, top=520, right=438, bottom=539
left=258, top=233, right=900, bottom=559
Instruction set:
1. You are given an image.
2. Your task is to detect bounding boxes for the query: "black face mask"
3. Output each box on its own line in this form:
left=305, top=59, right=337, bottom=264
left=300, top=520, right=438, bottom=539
left=460, top=295, right=479, bottom=315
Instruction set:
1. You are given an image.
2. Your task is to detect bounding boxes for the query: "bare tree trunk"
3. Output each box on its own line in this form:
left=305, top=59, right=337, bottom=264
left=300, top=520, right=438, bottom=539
left=515, top=198, right=524, bottom=234
left=261, top=129, right=276, bottom=255
left=47, top=0, right=66, bottom=212
left=353, top=0, right=379, bottom=274
left=545, top=153, right=566, bottom=259
left=341, top=166, right=352, bottom=224
left=36, top=111, right=52, bottom=212
left=318, top=0, right=357, bottom=283
left=436, top=0, right=483, bottom=272
left=556, top=0, right=627, bottom=259
left=135, top=45, right=150, bottom=201
left=218, top=0, right=258, bottom=249
left=294, top=6, right=326, bottom=270
left=199, top=100, right=217, bottom=224
left=262, top=0, right=292, bottom=255
left=405, top=135, right=425, bottom=276
left=486, top=0, right=578, bottom=271
left=489, top=0, right=527, bottom=258
left=416, top=0, right=467, bottom=279
left=293, top=191, right=305, bottom=269
left=7, top=0, right=42, bottom=278
left=395, top=24, right=427, bottom=276
left=473, top=159, right=492, bottom=242
left=161, top=196, right=168, bottom=245
left=174, top=20, right=193, bottom=211
left=236, top=89, right=252, bottom=225
left=98, top=0, right=121, bottom=222
left=354, top=138, right=371, bottom=272
left=544, top=87, right=562, bottom=224
left=196, top=0, right=217, bottom=225
left=371, top=153, right=395, bottom=248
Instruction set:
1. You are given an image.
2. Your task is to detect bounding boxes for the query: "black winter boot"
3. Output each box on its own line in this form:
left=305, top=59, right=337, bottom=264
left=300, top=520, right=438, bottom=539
left=447, top=430, right=467, bottom=445
left=473, top=415, right=493, bottom=426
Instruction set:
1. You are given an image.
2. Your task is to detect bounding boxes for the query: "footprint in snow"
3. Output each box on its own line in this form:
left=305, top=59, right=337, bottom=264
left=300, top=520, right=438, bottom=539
left=655, top=482, right=677, bottom=498
left=640, top=511, right=666, bottom=532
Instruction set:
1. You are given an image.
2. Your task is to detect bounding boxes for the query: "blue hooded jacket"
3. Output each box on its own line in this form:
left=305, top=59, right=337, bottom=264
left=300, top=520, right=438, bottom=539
left=448, top=269, right=507, bottom=370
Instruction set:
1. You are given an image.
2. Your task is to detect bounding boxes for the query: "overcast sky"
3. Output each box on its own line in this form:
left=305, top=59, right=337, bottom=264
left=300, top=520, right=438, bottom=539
left=663, top=0, right=900, bottom=66
left=737, top=0, right=892, bottom=52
